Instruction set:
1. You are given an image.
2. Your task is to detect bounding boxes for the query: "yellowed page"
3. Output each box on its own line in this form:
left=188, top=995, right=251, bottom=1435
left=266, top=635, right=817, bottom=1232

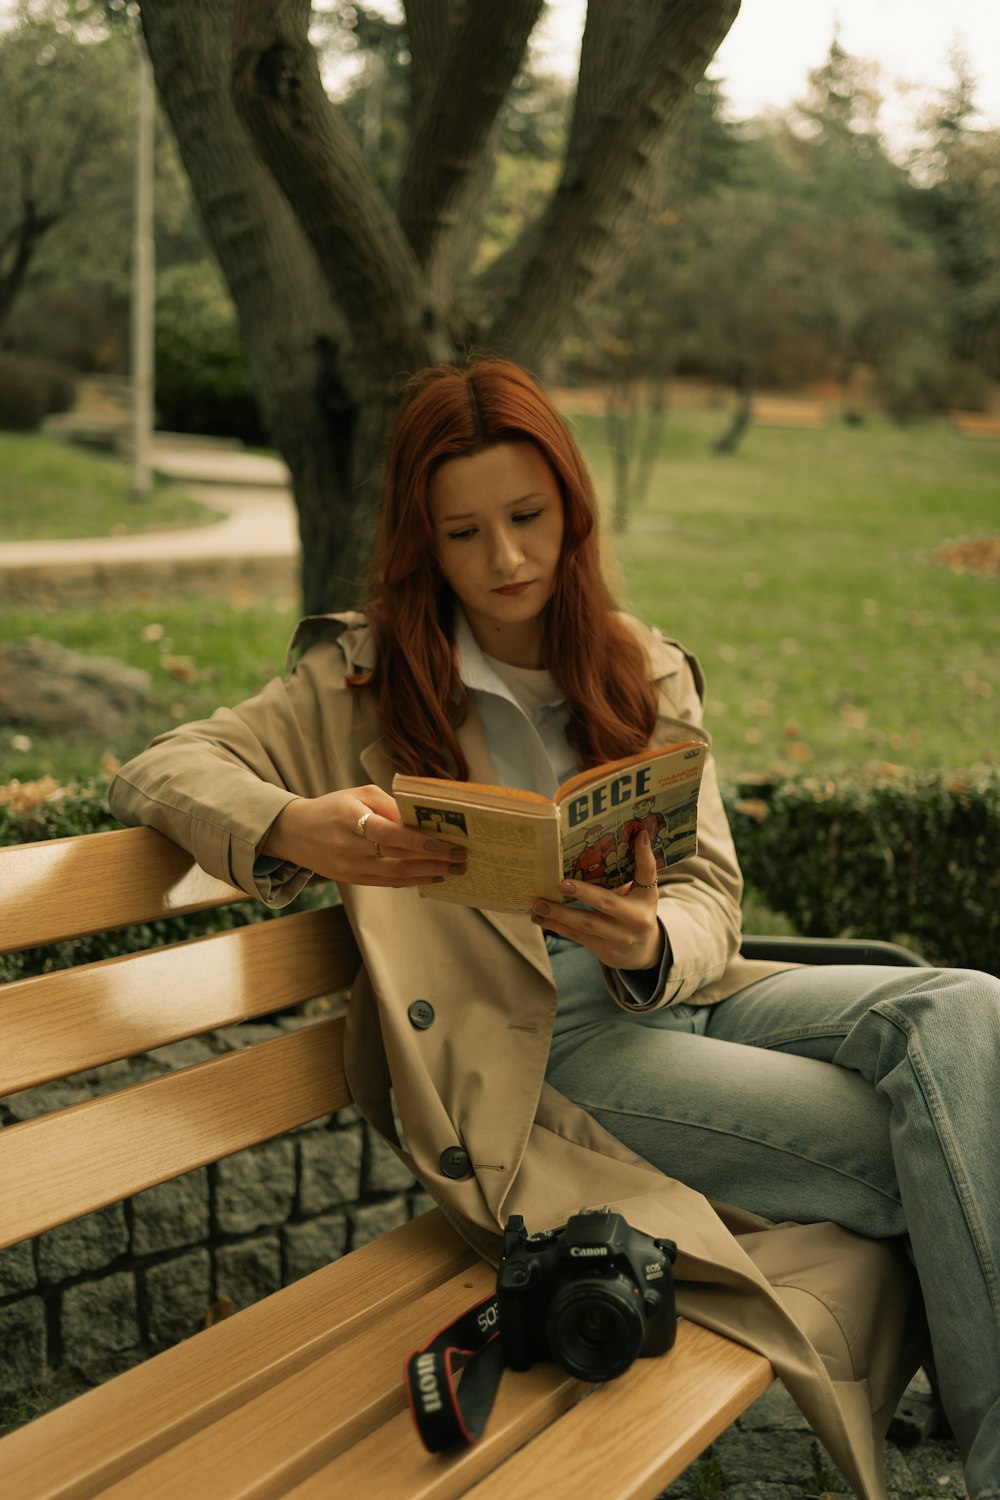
left=393, top=779, right=563, bottom=912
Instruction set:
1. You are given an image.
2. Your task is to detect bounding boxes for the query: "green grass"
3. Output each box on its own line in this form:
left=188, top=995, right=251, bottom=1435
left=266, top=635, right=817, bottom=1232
left=1, top=588, right=301, bottom=786
left=1, top=410, right=997, bottom=791
left=575, top=409, right=999, bottom=780
left=0, top=432, right=223, bottom=539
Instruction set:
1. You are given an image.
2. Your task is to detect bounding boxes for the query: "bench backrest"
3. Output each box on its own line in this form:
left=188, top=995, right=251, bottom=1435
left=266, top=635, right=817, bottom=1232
left=0, top=827, right=360, bottom=1253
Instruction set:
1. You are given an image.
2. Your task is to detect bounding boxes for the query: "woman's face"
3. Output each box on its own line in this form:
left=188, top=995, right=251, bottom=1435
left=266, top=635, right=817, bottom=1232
left=428, top=442, right=565, bottom=668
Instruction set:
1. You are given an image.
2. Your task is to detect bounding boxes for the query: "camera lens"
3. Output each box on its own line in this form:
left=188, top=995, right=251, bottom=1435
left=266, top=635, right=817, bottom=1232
left=545, top=1279, right=645, bottom=1382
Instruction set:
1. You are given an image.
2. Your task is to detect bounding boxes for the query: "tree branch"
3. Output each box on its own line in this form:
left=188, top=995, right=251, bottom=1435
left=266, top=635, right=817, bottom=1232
left=402, top=0, right=461, bottom=126
left=395, top=0, right=542, bottom=286
left=232, top=0, right=452, bottom=384
left=482, top=0, right=741, bottom=371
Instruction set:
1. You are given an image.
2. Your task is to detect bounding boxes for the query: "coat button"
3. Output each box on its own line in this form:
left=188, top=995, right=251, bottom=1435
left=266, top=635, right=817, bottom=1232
left=439, top=1146, right=472, bottom=1179
left=408, top=1000, right=435, bottom=1030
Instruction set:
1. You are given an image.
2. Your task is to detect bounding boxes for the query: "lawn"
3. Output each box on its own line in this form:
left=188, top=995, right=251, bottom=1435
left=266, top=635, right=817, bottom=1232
left=0, top=431, right=222, bottom=539
left=576, top=408, right=998, bottom=779
left=1, top=411, right=997, bottom=792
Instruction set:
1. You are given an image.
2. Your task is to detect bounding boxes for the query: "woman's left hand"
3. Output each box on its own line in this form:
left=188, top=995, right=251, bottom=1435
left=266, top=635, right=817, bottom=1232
left=531, top=832, right=665, bottom=972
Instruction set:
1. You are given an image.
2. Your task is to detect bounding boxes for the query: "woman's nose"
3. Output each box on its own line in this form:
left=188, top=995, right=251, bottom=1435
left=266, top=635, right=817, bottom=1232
left=490, top=528, right=524, bottom=574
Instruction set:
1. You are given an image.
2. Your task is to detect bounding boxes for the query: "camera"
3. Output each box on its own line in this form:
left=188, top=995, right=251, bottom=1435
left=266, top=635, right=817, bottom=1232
left=497, top=1208, right=677, bottom=1382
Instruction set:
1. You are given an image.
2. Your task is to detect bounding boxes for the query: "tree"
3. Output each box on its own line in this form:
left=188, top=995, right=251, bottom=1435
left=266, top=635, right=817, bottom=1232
left=0, top=8, right=136, bottom=336
left=908, top=56, right=1000, bottom=386
left=565, top=74, right=746, bottom=526
left=137, top=0, right=742, bottom=613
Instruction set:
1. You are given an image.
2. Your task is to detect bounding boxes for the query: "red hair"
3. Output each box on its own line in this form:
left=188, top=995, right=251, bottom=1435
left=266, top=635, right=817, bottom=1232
left=358, top=358, right=657, bottom=779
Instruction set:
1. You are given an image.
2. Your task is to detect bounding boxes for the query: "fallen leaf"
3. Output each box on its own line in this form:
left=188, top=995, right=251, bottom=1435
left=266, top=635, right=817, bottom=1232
left=163, top=656, right=197, bottom=682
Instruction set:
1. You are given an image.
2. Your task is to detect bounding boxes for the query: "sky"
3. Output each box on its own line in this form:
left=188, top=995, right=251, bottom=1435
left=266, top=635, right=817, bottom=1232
left=533, top=0, right=1000, bottom=147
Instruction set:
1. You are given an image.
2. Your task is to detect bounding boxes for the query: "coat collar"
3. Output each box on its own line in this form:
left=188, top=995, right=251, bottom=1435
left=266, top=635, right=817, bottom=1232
left=294, top=607, right=680, bottom=987
left=287, top=609, right=684, bottom=687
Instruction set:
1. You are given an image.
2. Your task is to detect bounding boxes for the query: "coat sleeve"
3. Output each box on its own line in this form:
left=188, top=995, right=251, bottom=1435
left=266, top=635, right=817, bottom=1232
left=108, top=636, right=351, bottom=906
left=604, top=632, right=744, bottom=1010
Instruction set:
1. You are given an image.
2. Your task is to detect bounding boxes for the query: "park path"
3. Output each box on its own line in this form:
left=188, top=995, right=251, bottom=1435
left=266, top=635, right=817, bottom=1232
left=0, top=437, right=299, bottom=596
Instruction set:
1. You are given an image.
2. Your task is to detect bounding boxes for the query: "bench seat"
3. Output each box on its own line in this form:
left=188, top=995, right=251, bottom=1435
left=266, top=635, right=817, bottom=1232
left=0, top=826, right=772, bottom=1499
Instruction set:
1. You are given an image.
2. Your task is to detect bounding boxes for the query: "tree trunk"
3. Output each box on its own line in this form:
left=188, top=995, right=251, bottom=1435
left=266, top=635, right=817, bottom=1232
left=140, top=0, right=741, bottom=610
left=0, top=210, right=57, bottom=336
left=141, top=0, right=411, bottom=612
left=713, top=360, right=753, bottom=454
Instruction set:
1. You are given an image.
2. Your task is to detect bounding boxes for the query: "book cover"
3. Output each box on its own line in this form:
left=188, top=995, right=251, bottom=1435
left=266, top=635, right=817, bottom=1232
left=393, top=739, right=707, bottom=914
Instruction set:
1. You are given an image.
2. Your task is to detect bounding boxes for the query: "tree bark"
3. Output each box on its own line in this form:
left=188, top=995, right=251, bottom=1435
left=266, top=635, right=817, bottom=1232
left=140, top=0, right=404, bottom=613
left=395, top=0, right=542, bottom=298
left=479, top=0, right=741, bottom=372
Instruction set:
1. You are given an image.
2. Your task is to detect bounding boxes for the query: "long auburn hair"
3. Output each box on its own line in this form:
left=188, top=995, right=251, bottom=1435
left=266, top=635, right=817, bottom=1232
left=358, top=358, right=657, bottom=779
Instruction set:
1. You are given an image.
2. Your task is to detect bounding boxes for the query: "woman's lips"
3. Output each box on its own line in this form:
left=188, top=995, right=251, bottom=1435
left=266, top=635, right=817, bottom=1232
left=493, top=582, right=532, bottom=595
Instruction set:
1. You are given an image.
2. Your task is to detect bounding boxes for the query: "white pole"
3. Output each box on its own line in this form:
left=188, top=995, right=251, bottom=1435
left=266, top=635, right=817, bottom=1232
left=130, top=35, right=155, bottom=500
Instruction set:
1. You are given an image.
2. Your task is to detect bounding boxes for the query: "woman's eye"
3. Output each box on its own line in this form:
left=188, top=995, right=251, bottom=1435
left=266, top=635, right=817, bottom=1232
left=513, top=509, right=543, bottom=525
left=447, top=526, right=477, bottom=541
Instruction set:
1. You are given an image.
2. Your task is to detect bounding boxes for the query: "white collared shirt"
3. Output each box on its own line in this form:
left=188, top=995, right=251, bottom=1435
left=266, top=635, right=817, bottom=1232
left=453, top=610, right=579, bottom=794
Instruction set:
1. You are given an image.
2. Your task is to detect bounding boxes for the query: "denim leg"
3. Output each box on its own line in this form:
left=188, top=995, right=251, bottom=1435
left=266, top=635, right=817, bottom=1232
left=545, top=941, right=1000, bottom=1499
left=704, top=963, right=1000, bottom=1499
left=546, top=938, right=904, bottom=1233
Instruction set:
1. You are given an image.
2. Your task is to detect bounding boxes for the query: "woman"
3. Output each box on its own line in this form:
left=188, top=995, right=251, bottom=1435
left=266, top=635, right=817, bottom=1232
left=110, top=358, right=999, bottom=1500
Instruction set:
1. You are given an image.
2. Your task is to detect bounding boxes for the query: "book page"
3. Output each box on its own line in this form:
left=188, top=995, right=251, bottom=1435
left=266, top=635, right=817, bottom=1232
left=393, top=785, right=563, bottom=913
left=557, top=743, right=706, bottom=888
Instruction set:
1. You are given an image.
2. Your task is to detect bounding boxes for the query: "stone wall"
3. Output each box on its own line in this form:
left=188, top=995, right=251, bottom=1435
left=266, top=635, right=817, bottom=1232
left=0, top=1012, right=432, bottom=1431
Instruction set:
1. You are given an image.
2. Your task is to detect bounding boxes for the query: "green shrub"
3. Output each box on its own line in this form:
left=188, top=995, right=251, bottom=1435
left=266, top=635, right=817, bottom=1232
left=0, top=354, right=75, bottom=431
left=725, top=766, right=1000, bottom=975
left=0, top=781, right=333, bottom=984
left=154, top=261, right=267, bottom=444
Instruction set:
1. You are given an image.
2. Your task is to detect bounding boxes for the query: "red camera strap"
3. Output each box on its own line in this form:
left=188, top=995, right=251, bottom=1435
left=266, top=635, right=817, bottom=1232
left=404, top=1292, right=505, bottom=1452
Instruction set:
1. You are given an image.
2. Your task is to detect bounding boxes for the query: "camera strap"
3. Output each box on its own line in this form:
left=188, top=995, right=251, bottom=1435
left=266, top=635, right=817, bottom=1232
left=404, top=1292, right=505, bottom=1452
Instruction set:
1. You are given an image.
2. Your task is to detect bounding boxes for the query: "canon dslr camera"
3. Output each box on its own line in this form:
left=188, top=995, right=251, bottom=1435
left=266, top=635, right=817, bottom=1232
left=497, top=1208, right=677, bottom=1382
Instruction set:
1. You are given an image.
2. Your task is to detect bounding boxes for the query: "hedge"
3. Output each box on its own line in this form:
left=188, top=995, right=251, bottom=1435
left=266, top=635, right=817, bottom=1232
left=724, top=765, right=1000, bottom=976
left=0, top=353, right=75, bottom=432
left=4, top=768, right=998, bottom=982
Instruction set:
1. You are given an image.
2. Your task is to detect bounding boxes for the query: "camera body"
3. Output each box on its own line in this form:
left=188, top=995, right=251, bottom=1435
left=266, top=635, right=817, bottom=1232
left=497, top=1208, right=677, bottom=1382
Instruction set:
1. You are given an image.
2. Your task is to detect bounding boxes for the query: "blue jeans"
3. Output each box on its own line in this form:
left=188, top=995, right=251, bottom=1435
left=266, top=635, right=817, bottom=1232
left=544, top=936, right=1000, bottom=1500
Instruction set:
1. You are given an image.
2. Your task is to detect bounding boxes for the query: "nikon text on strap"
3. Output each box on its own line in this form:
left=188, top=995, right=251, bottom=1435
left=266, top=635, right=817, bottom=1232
left=404, top=1292, right=504, bottom=1452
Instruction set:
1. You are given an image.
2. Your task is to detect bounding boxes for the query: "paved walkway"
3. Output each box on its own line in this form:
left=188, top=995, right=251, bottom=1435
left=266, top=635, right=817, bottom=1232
left=0, top=437, right=299, bottom=591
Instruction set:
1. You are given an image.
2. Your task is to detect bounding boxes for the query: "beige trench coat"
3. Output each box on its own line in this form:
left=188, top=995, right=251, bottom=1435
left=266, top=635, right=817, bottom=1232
left=110, top=612, right=921, bottom=1499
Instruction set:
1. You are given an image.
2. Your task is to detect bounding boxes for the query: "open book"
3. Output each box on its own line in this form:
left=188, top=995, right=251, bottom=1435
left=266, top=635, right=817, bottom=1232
left=393, top=739, right=707, bottom=914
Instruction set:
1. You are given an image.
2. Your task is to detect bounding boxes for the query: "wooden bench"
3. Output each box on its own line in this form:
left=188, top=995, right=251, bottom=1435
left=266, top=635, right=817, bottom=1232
left=0, top=825, right=773, bottom=1498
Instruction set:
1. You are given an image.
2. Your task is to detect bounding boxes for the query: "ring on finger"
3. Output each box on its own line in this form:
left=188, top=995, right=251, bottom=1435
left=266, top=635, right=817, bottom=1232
left=356, top=810, right=372, bottom=839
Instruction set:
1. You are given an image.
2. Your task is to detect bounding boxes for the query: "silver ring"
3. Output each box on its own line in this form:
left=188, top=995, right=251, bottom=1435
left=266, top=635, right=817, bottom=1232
left=356, top=810, right=372, bottom=839
left=374, top=840, right=383, bottom=859
left=633, top=877, right=657, bottom=890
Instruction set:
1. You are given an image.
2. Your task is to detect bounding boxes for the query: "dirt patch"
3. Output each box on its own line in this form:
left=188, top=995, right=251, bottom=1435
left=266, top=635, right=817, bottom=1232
left=933, top=537, right=1000, bottom=577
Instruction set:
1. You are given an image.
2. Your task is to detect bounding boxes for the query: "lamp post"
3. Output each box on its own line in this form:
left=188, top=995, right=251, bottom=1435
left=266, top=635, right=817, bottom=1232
left=130, top=32, right=154, bottom=500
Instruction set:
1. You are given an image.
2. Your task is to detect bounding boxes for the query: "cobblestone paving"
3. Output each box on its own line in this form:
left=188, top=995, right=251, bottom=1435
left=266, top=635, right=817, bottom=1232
left=660, top=1385, right=967, bottom=1500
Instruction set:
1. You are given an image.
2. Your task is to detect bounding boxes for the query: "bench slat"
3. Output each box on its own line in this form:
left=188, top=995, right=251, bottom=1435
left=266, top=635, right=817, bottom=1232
left=464, top=1320, right=773, bottom=1499
left=0, top=1018, right=350, bottom=1248
left=284, top=1367, right=584, bottom=1500
left=0, top=1211, right=478, bottom=1500
left=0, top=827, right=243, bottom=951
left=0, top=905, right=358, bottom=1095
left=94, top=1263, right=501, bottom=1500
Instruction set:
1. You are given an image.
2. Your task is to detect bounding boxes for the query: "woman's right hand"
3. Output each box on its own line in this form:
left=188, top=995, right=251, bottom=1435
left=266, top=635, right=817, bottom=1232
left=262, top=786, right=467, bottom=888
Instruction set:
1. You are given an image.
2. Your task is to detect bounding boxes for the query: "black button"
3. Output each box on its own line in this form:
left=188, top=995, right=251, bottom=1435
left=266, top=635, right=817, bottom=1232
left=439, top=1146, right=472, bottom=1179
left=408, top=1000, right=435, bottom=1030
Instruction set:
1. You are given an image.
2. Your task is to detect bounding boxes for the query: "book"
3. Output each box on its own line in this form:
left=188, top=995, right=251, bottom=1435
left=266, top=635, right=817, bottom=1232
left=392, top=738, right=707, bottom=914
